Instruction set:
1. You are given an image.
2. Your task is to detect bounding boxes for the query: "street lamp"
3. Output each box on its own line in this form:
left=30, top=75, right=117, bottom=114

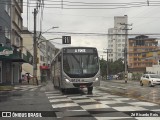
left=42, top=26, right=59, bottom=34
left=37, top=37, right=62, bottom=45
left=37, top=26, right=59, bottom=42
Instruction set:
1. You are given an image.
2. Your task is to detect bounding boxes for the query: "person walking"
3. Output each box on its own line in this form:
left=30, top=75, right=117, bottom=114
left=26, top=73, right=30, bottom=84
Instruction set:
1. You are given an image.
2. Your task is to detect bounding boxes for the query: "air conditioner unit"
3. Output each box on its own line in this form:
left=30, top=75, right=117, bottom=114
left=0, top=43, right=4, bottom=47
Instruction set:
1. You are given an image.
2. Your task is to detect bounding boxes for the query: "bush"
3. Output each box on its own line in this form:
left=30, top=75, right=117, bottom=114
left=132, top=73, right=142, bottom=80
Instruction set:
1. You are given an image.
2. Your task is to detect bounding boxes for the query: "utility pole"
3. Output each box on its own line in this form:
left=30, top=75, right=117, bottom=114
left=120, top=22, right=132, bottom=83
left=33, top=8, right=38, bottom=85
left=104, top=49, right=111, bottom=80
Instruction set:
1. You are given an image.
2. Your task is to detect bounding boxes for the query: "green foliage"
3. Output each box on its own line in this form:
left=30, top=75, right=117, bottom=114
left=132, top=72, right=142, bottom=80
left=100, top=58, right=124, bottom=78
left=100, top=58, right=107, bottom=78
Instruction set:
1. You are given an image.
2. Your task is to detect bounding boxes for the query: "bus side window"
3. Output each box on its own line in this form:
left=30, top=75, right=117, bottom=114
left=58, top=54, right=61, bottom=62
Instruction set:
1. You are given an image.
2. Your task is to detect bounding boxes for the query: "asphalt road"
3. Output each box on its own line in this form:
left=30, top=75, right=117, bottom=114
left=100, top=80, right=160, bottom=105
left=0, top=80, right=159, bottom=120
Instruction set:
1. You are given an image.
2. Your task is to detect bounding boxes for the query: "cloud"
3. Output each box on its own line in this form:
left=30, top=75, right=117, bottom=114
left=23, top=0, right=160, bottom=58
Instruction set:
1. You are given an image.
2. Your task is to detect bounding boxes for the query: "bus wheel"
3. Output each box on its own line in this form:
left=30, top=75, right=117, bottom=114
left=61, top=88, right=65, bottom=93
left=87, top=87, right=93, bottom=94
left=61, top=88, right=68, bottom=94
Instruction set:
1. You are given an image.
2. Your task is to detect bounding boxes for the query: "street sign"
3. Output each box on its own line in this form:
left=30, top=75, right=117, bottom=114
left=62, top=36, right=71, bottom=44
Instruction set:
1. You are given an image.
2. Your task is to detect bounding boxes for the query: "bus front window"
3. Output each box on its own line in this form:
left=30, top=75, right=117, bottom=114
left=63, top=54, right=99, bottom=78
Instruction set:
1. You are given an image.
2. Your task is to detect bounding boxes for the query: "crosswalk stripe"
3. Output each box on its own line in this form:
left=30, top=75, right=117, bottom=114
left=45, top=87, right=160, bottom=119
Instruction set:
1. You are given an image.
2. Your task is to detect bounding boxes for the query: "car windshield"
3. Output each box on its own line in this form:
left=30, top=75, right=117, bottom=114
left=150, top=74, right=160, bottom=78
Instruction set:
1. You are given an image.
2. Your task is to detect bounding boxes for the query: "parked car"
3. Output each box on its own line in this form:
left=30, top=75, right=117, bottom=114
left=140, top=74, right=160, bottom=87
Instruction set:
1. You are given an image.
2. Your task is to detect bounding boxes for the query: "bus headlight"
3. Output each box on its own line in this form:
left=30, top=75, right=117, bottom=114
left=95, top=78, right=99, bottom=81
left=65, top=79, right=70, bottom=83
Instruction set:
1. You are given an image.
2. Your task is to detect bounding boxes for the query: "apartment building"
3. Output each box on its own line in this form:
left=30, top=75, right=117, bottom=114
left=108, top=15, right=127, bottom=62
left=0, top=0, right=27, bottom=84
left=128, top=35, right=158, bottom=72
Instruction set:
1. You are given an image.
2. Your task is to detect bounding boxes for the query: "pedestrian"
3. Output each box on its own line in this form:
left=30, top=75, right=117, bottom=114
left=26, top=73, right=30, bottom=84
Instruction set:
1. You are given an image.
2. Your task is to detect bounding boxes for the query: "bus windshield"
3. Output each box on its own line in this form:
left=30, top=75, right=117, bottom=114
left=63, top=53, right=99, bottom=78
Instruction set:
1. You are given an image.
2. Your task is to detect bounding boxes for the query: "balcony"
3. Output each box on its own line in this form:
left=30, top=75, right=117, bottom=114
left=0, top=46, right=33, bottom=64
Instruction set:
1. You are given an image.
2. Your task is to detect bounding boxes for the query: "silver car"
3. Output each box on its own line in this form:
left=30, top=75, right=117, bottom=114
left=140, top=74, right=160, bottom=87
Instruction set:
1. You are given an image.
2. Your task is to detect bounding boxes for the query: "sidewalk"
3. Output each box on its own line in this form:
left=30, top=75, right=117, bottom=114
left=0, top=79, right=42, bottom=92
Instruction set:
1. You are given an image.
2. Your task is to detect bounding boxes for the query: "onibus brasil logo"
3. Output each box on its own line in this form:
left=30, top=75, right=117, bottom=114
left=0, top=49, right=13, bottom=56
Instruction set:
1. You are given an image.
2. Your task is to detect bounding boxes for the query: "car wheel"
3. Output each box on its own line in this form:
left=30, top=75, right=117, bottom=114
left=140, top=81, right=143, bottom=86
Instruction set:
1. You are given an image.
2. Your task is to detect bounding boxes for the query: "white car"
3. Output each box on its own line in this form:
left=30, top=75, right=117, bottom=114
left=140, top=74, right=160, bottom=87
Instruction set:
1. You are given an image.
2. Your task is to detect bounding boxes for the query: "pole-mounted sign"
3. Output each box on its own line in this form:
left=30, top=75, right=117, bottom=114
left=62, top=36, right=71, bottom=44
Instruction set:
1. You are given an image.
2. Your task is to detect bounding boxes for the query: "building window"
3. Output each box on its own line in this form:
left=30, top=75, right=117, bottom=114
left=118, top=39, right=121, bottom=42
left=15, top=36, right=20, bottom=46
left=118, top=49, right=121, bottom=52
left=118, top=44, right=121, bottom=47
left=122, top=44, right=125, bottom=47
left=5, top=3, right=10, bottom=16
left=5, top=27, right=10, bottom=39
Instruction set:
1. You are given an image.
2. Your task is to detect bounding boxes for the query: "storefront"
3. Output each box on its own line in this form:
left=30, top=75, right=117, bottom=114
left=0, top=46, right=29, bottom=85
left=40, top=64, right=50, bottom=82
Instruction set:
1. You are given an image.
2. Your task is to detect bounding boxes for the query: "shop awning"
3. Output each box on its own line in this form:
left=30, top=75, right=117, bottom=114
left=0, top=46, right=32, bottom=64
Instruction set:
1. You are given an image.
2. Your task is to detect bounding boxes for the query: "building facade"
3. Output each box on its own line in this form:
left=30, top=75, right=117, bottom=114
left=21, top=28, right=56, bottom=81
left=38, top=34, right=56, bottom=81
left=108, top=15, right=128, bottom=62
left=0, top=0, right=27, bottom=84
left=128, top=35, right=158, bottom=72
left=108, top=16, right=128, bottom=61
left=146, top=65, right=160, bottom=75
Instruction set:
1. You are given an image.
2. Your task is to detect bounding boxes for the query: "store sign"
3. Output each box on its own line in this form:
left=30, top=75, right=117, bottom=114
left=40, top=65, right=49, bottom=70
left=0, top=49, right=13, bottom=56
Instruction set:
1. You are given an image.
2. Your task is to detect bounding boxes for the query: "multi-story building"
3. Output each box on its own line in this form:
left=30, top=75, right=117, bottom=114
left=0, top=0, right=27, bottom=84
left=108, top=15, right=127, bottom=62
left=21, top=28, right=56, bottom=81
left=128, top=35, right=158, bottom=72
left=21, top=27, right=33, bottom=75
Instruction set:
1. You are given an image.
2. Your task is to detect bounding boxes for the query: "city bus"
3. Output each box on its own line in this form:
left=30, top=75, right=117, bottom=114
left=50, top=47, right=100, bottom=94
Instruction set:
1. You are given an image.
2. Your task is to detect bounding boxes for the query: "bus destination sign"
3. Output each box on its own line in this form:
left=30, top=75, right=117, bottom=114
left=64, top=48, right=96, bottom=53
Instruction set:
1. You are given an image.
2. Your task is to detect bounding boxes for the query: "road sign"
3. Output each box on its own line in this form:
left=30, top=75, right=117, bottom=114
left=62, top=36, right=71, bottom=44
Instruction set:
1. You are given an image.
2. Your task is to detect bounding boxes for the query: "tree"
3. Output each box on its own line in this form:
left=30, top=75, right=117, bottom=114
left=99, top=58, right=107, bottom=78
left=100, top=58, right=124, bottom=79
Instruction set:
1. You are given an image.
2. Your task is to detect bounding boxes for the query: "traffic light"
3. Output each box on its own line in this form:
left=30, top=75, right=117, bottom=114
left=62, top=36, right=71, bottom=44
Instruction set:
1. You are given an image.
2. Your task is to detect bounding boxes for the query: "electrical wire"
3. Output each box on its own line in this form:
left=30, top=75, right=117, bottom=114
left=1, top=0, right=160, bottom=9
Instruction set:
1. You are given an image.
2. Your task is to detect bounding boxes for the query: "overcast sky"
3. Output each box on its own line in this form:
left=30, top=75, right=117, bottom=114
left=22, top=0, right=160, bottom=58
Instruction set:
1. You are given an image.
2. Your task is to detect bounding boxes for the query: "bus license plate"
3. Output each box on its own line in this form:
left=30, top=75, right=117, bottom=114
left=71, top=79, right=80, bottom=82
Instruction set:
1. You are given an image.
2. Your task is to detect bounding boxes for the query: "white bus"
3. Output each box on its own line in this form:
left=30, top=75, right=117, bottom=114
left=51, top=47, right=100, bottom=94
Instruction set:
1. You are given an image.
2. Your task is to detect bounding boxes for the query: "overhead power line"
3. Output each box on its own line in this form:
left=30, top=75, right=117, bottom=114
left=1, top=0, right=160, bottom=9
left=38, top=31, right=160, bottom=37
